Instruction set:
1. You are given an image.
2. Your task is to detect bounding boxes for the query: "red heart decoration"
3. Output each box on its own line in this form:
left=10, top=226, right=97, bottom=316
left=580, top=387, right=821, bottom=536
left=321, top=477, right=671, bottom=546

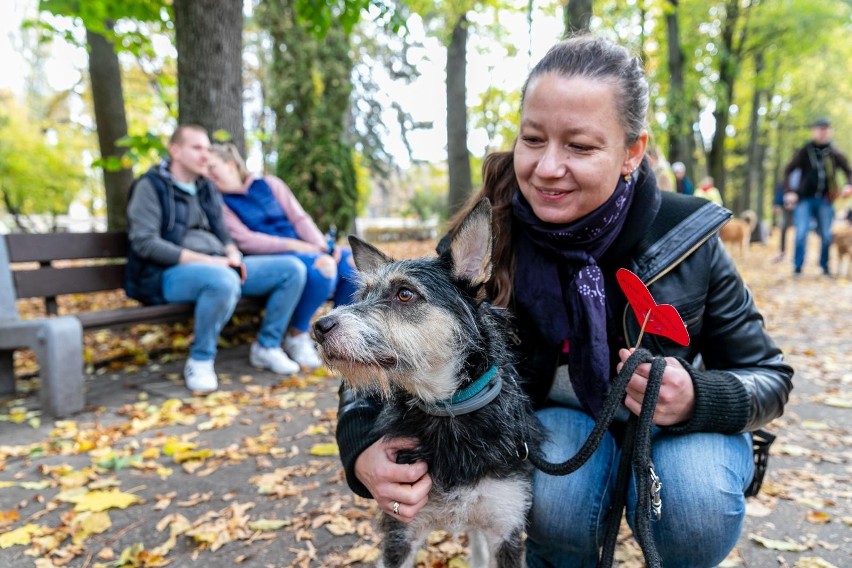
left=616, top=268, right=690, bottom=346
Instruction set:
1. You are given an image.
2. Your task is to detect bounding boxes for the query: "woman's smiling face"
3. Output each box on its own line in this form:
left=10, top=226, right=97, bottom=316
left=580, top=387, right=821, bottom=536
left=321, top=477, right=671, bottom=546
left=513, top=73, right=646, bottom=224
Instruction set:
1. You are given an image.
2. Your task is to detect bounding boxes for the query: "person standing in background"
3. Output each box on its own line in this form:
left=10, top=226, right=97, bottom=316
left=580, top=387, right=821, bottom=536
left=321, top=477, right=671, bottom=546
left=696, top=176, right=724, bottom=206
left=783, top=118, right=852, bottom=276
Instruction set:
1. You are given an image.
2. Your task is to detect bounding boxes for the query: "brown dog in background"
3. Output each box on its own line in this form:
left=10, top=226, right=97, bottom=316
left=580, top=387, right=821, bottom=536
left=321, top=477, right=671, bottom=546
left=720, top=210, right=758, bottom=256
left=832, top=224, right=852, bottom=278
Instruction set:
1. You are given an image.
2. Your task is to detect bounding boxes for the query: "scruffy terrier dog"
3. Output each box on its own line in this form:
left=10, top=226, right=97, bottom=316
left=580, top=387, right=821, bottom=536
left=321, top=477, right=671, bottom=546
left=313, top=199, right=542, bottom=568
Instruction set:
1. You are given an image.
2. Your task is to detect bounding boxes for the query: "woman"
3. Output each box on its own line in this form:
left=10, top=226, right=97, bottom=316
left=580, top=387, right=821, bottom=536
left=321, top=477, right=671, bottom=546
left=207, top=144, right=358, bottom=370
left=335, top=36, right=793, bottom=567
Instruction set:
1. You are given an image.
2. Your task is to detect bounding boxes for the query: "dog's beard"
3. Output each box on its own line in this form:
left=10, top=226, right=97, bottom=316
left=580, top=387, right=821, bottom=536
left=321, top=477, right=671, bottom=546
left=317, top=307, right=468, bottom=403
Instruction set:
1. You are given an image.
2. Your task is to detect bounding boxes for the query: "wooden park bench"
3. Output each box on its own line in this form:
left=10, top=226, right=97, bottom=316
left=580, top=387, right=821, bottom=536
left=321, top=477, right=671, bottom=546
left=0, top=231, right=261, bottom=417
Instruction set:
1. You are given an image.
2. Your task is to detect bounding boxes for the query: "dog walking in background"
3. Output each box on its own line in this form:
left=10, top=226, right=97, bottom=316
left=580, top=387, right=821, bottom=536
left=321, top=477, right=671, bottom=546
left=720, top=209, right=758, bottom=256
left=313, top=200, right=542, bottom=568
left=832, top=224, right=852, bottom=278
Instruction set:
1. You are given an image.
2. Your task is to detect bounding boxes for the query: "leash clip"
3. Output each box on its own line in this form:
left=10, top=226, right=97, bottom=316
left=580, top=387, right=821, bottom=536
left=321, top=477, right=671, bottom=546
left=649, top=464, right=662, bottom=520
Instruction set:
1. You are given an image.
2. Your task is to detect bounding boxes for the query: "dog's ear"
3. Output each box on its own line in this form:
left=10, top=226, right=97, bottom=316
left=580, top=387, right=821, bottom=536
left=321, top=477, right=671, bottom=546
left=449, top=199, right=492, bottom=286
left=348, top=235, right=392, bottom=275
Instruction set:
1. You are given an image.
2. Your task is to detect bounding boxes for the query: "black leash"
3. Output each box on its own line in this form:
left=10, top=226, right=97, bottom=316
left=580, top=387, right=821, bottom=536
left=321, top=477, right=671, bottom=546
left=528, top=348, right=665, bottom=568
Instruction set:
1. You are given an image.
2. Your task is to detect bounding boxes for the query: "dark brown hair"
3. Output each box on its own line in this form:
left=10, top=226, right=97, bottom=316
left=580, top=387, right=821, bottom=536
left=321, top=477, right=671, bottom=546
left=447, top=36, right=649, bottom=306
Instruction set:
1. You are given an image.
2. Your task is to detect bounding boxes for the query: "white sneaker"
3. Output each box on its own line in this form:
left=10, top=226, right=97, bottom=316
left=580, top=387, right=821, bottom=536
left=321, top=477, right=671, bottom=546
left=283, top=332, right=323, bottom=370
left=184, top=358, right=218, bottom=392
left=250, top=342, right=300, bottom=375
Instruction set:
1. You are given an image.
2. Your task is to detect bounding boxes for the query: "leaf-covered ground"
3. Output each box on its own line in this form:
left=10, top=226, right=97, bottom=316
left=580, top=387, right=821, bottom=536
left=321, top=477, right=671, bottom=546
left=0, top=233, right=849, bottom=567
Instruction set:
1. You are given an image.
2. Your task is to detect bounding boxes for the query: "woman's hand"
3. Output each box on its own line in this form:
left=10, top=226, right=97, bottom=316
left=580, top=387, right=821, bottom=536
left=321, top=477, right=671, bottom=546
left=354, top=437, right=431, bottom=523
left=617, top=348, right=695, bottom=425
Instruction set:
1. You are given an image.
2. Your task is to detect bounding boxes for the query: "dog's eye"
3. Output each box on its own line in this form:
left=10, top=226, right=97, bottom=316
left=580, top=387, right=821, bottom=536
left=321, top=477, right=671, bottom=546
left=396, top=288, right=414, bottom=302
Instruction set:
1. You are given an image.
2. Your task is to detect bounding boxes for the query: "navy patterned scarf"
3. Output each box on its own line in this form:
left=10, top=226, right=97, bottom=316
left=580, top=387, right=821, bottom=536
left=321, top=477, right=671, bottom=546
left=512, top=174, right=635, bottom=414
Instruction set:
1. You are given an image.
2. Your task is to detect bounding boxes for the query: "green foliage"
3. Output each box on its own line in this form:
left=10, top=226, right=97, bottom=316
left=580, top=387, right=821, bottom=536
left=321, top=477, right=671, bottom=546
left=404, top=187, right=446, bottom=222
left=92, top=132, right=166, bottom=173
left=35, top=0, right=169, bottom=56
left=261, top=1, right=359, bottom=233
left=294, top=0, right=406, bottom=37
left=0, top=98, right=86, bottom=231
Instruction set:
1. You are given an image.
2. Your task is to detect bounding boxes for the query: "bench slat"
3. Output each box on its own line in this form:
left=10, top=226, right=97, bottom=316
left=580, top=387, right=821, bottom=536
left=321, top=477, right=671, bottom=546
left=76, top=298, right=264, bottom=330
left=14, top=264, right=126, bottom=299
left=76, top=304, right=195, bottom=329
left=5, top=232, right=128, bottom=263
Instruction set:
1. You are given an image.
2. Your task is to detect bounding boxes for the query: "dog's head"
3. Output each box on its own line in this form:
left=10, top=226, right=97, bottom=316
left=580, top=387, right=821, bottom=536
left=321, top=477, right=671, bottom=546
left=313, top=199, right=501, bottom=402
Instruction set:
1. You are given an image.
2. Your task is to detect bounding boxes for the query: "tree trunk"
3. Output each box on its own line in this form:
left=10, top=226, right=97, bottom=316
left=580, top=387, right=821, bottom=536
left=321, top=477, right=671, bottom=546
left=564, top=0, right=593, bottom=36
left=665, top=0, right=696, bottom=180
left=707, top=0, right=742, bottom=203
left=446, top=15, right=472, bottom=217
left=744, top=52, right=765, bottom=215
left=173, top=0, right=245, bottom=155
left=86, top=25, right=134, bottom=231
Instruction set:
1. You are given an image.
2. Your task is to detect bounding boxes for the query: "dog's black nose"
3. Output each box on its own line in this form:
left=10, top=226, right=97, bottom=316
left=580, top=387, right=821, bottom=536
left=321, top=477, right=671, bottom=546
left=313, top=315, right=338, bottom=343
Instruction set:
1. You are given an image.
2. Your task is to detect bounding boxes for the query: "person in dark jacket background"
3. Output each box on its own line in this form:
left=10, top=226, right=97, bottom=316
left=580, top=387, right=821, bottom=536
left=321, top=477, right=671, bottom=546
left=783, top=117, right=852, bottom=276
left=126, top=124, right=308, bottom=392
left=335, top=36, right=793, bottom=567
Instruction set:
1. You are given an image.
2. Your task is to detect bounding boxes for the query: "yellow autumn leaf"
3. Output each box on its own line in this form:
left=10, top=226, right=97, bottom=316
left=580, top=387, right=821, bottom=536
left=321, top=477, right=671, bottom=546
left=748, top=533, right=809, bottom=552
left=822, top=396, right=852, bottom=409
left=309, top=443, right=339, bottom=457
left=162, top=438, right=197, bottom=456
left=448, top=558, right=471, bottom=568
left=71, top=511, right=112, bottom=544
left=305, top=424, right=329, bottom=435
left=0, top=524, right=42, bottom=548
left=248, top=518, right=292, bottom=531
left=172, top=448, right=213, bottom=463
left=346, top=544, right=381, bottom=563
left=140, top=447, right=160, bottom=460
left=19, top=481, right=51, bottom=490
left=326, top=515, right=356, bottom=536
left=67, top=489, right=141, bottom=512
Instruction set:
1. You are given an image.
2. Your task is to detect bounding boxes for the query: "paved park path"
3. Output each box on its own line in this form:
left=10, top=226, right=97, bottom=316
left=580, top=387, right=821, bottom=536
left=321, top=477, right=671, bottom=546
left=0, top=235, right=849, bottom=567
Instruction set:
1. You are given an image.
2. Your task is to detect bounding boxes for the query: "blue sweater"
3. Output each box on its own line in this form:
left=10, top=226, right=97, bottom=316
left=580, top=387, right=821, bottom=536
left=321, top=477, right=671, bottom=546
left=222, top=178, right=298, bottom=239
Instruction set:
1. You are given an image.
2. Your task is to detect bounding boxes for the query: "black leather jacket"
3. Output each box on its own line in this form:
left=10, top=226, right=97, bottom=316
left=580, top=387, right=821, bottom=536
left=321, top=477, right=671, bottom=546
left=336, top=169, right=794, bottom=496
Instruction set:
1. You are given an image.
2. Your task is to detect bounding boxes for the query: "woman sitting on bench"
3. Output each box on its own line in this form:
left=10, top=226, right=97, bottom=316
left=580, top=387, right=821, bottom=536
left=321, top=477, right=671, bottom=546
left=207, top=143, right=358, bottom=371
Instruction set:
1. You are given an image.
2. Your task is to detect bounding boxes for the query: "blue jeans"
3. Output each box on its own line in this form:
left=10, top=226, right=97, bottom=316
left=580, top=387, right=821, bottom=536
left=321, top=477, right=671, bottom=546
left=526, top=407, right=753, bottom=568
left=793, top=196, right=834, bottom=273
left=162, top=255, right=307, bottom=361
left=286, top=248, right=359, bottom=332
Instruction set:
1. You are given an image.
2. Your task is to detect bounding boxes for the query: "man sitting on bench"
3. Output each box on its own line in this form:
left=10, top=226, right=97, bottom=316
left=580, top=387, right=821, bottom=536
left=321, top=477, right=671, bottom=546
left=125, top=124, right=308, bottom=392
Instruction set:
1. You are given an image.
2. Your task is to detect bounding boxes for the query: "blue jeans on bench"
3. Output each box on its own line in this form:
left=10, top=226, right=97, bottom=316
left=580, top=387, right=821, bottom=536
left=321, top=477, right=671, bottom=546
left=287, top=248, right=359, bottom=333
left=526, top=406, right=753, bottom=568
left=161, top=255, right=306, bottom=361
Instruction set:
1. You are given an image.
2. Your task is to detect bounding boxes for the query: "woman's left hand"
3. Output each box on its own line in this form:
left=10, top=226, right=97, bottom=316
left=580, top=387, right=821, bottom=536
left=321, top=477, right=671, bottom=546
left=617, top=348, right=695, bottom=425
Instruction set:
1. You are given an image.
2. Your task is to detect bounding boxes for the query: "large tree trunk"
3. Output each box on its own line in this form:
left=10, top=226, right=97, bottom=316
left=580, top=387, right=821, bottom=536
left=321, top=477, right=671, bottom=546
left=707, top=0, right=747, bottom=202
left=665, top=0, right=696, bottom=180
left=87, top=25, right=134, bottom=231
left=564, top=0, right=593, bottom=36
left=446, top=15, right=472, bottom=217
left=173, top=0, right=245, bottom=155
